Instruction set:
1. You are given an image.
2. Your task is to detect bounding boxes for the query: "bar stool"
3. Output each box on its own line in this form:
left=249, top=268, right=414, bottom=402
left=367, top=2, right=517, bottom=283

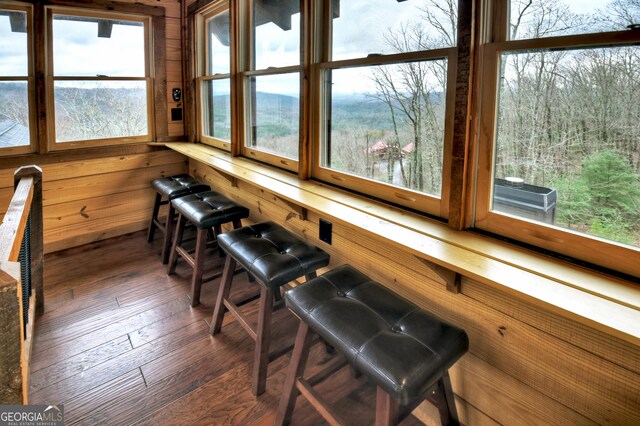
left=276, top=265, right=469, bottom=426
left=210, top=221, right=330, bottom=396
left=167, top=190, right=249, bottom=307
left=147, top=174, right=210, bottom=264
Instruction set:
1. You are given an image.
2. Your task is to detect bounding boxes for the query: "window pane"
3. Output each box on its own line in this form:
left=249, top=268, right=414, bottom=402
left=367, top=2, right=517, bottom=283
left=0, top=81, right=30, bottom=148
left=54, top=80, right=148, bottom=142
left=493, top=46, right=640, bottom=248
left=52, top=14, right=145, bottom=77
left=207, top=10, right=230, bottom=75
left=202, top=78, right=231, bottom=141
left=0, top=10, right=28, bottom=76
left=253, top=1, right=300, bottom=69
left=323, top=61, right=447, bottom=197
left=331, top=0, right=457, bottom=61
left=247, top=73, right=299, bottom=160
left=508, top=0, right=639, bottom=40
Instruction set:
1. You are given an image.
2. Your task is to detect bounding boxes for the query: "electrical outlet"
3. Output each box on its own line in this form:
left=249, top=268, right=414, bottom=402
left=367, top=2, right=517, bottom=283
left=319, top=219, right=332, bottom=245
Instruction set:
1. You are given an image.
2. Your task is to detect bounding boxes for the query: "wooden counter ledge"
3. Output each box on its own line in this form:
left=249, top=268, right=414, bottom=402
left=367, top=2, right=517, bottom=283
left=162, top=142, right=640, bottom=346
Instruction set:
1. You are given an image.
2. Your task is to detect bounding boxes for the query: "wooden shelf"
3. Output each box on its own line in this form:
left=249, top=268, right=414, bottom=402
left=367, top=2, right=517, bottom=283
left=163, top=142, right=640, bottom=346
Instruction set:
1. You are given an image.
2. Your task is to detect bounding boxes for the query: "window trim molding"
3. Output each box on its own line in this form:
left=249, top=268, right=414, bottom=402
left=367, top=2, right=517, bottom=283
left=0, top=0, right=169, bottom=157
left=0, top=2, right=36, bottom=156
left=194, top=1, right=233, bottom=152
left=44, top=6, right=155, bottom=150
left=473, top=4, right=640, bottom=278
left=237, top=0, right=305, bottom=172
left=310, top=33, right=459, bottom=217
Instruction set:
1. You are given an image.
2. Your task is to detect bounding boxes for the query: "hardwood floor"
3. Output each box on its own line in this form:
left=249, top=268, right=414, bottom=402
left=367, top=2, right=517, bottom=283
left=30, top=231, right=426, bottom=425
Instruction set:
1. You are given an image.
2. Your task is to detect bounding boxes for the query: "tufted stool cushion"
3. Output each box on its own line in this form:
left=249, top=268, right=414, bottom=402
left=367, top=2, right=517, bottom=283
left=167, top=190, right=249, bottom=307
left=211, top=220, right=330, bottom=396
left=151, top=174, right=211, bottom=200
left=171, top=190, right=249, bottom=229
left=217, top=221, right=330, bottom=290
left=147, top=174, right=210, bottom=263
left=284, top=264, right=469, bottom=407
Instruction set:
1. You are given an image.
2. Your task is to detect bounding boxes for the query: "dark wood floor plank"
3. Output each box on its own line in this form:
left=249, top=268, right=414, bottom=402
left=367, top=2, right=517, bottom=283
left=74, top=324, right=256, bottom=426
left=39, top=261, right=161, bottom=322
left=64, top=369, right=147, bottom=425
left=30, top=320, right=211, bottom=404
left=43, top=234, right=162, bottom=296
left=33, top=287, right=191, bottom=355
left=128, top=304, right=209, bottom=348
left=31, top=296, right=192, bottom=371
left=29, top=335, right=132, bottom=391
left=30, top=232, right=428, bottom=425
left=35, top=297, right=120, bottom=335
left=135, top=363, right=254, bottom=425
left=42, top=288, right=74, bottom=315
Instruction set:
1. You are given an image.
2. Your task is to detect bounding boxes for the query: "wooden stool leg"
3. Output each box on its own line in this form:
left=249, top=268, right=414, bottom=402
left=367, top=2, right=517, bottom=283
left=190, top=228, right=207, bottom=307
left=161, top=202, right=176, bottom=264
left=375, top=386, right=400, bottom=426
left=167, top=213, right=186, bottom=275
left=253, top=286, right=274, bottom=396
left=440, top=371, right=460, bottom=426
left=147, top=192, right=162, bottom=243
left=275, top=321, right=314, bottom=426
left=210, top=255, right=237, bottom=335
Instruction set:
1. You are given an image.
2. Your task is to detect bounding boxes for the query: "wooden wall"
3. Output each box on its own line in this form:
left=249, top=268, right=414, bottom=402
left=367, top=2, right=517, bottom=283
left=155, top=0, right=186, bottom=139
left=1, top=0, right=186, bottom=252
left=191, top=160, right=640, bottom=426
left=0, top=150, right=187, bottom=254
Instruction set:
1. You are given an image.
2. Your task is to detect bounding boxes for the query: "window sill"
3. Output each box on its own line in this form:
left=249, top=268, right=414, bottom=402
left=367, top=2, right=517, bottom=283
left=163, top=142, right=640, bottom=346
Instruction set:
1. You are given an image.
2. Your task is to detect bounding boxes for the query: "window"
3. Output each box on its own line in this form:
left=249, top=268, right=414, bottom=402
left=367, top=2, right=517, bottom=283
left=0, top=4, right=34, bottom=155
left=476, top=0, right=640, bottom=277
left=312, top=0, right=457, bottom=215
left=198, top=2, right=232, bottom=150
left=48, top=8, right=152, bottom=149
left=242, top=0, right=302, bottom=172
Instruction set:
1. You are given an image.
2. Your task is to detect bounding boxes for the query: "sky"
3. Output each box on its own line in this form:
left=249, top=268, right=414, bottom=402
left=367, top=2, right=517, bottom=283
left=0, top=1, right=632, bottom=84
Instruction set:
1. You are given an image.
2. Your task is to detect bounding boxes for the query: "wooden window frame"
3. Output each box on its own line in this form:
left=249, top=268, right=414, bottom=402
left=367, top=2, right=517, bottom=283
left=238, top=0, right=303, bottom=174
left=309, top=1, right=457, bottom=217
left=195, top=1, right=233, bottom=152
left=474, top=0, right=640, bottom=278
left=0, top=2, right=36, bottom=156
left=0, top=0, right=168, bottom=158
left=45, top=6, right=154, bottom=151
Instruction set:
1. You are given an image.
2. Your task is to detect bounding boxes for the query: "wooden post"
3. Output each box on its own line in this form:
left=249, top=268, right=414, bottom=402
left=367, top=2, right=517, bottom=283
left=0, top=262, right=25, bottom=404
left=447, top=0, right=475, bottom=230
left=14, top=165, right=44, bottom=315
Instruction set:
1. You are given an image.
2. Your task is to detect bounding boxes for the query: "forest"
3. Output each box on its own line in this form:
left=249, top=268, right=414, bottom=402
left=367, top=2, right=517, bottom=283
left=325, top=0, right=640, bottom=248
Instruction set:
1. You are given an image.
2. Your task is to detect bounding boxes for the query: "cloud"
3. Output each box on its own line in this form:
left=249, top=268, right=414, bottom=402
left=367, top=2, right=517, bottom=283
left=52, top=19, right=145, bottom=77
left=0, top=17, right=28, bottom=76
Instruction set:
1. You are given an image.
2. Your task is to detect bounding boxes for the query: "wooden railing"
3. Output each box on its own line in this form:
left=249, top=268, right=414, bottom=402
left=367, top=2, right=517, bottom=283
left=0, top=166, right=43, bottom=404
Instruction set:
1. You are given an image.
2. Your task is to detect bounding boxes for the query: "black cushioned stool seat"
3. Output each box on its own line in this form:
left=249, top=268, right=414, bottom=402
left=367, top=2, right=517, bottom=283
left=276, top=264, right=469, bottom=426
left=210, top=221, right=330, bottom=396
left=167, top=190, right=249, bottom=307
left=147, top=174, right=210, bottom=264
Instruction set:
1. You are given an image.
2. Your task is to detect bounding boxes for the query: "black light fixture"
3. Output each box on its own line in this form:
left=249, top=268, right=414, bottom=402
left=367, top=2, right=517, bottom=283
left=1, top=11, right=27, bottom=33
left=97, top=20, right=113, bottom=38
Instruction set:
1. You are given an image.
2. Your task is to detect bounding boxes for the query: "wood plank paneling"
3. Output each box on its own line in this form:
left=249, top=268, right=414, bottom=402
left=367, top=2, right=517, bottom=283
left=42, top=164, right=185, bottom=206
left=190, top=158, right=640, bottom=426
left=1, top=150, right=187, bottom=253
left=166, top=38, right=182, bottom=62
left=39, top=150, right=185, bottom=182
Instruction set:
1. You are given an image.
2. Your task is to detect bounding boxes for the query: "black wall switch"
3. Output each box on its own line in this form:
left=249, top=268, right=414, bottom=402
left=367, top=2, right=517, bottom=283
left=319, top=218, right=332, bottom=245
